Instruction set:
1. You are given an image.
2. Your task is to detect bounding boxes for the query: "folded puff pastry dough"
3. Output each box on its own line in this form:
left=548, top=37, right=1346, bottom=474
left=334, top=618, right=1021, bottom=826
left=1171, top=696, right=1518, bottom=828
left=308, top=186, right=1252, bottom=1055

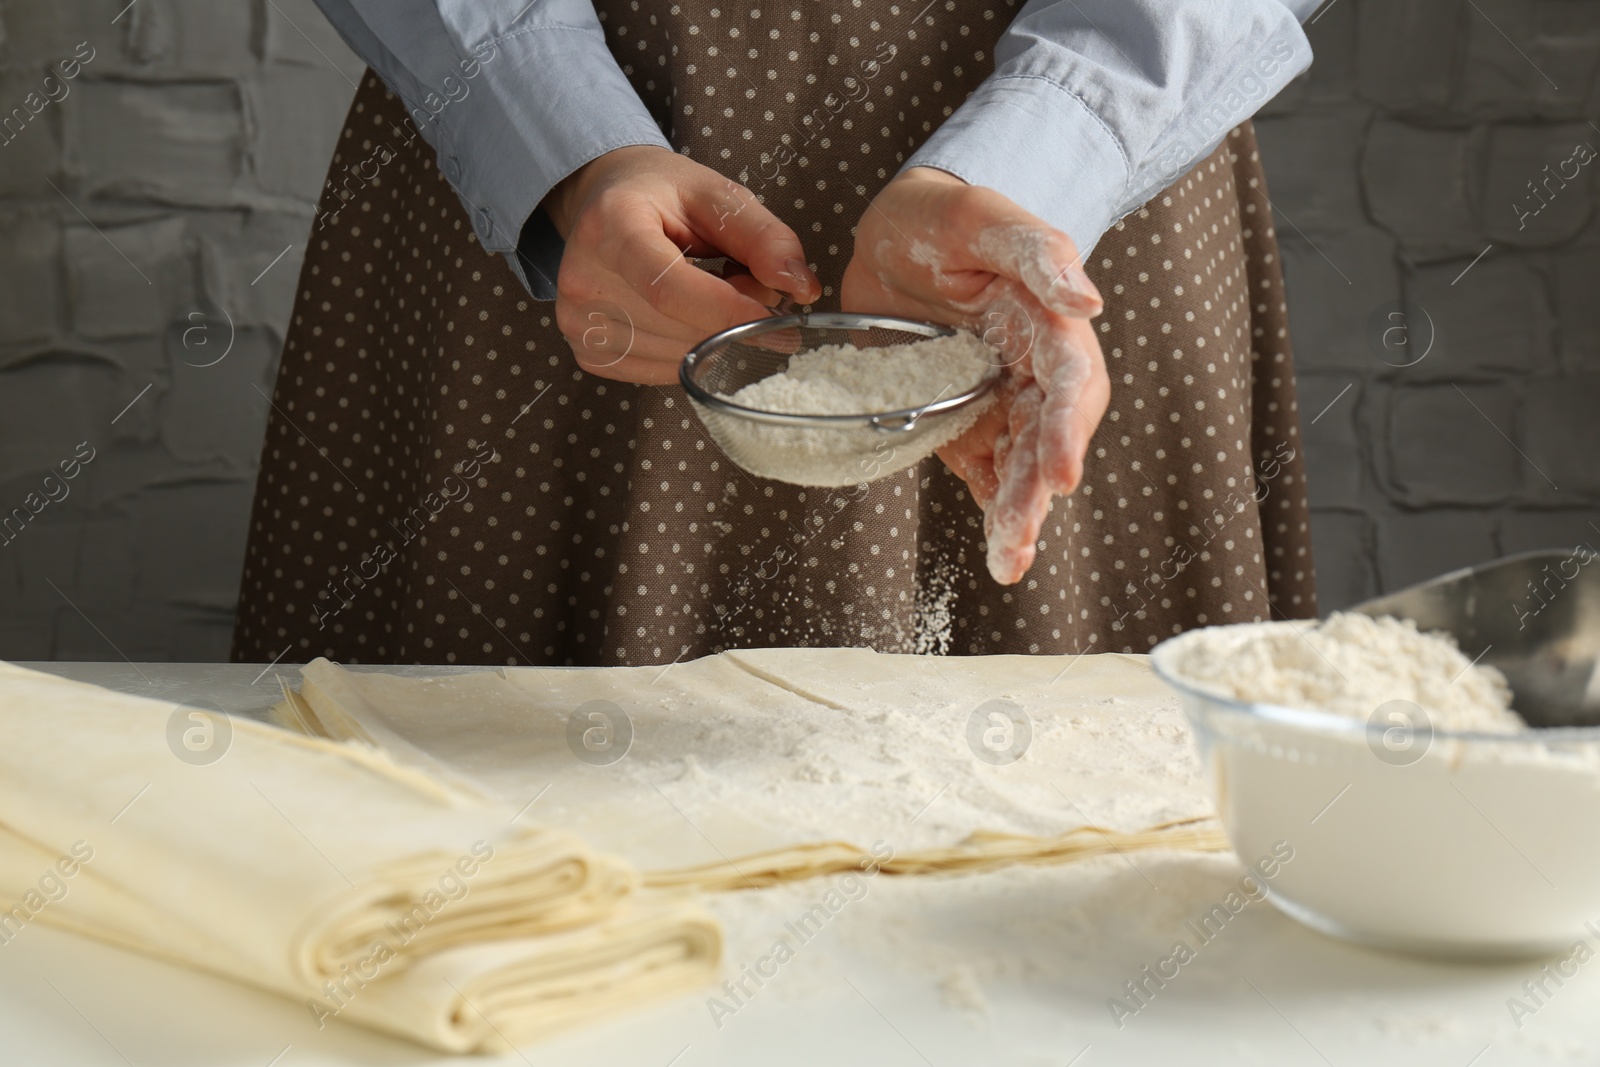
left=0, top=661, right=719, bottom=1053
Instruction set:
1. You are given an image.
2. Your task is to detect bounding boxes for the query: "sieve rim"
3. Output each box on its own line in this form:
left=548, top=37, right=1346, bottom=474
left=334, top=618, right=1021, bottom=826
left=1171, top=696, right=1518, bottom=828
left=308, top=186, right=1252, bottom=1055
left=679, top=312, right=1001, bottom=429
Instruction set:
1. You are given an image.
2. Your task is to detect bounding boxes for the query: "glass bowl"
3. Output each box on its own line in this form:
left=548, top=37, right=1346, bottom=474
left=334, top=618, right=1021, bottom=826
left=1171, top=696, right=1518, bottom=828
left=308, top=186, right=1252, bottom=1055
left=1151, top=620, right=1600, bottom=959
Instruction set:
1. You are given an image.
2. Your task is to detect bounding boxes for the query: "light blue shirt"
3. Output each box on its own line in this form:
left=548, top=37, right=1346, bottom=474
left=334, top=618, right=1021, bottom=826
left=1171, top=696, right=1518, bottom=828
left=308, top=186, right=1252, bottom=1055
left=312, top=0, right=1320, bottom=300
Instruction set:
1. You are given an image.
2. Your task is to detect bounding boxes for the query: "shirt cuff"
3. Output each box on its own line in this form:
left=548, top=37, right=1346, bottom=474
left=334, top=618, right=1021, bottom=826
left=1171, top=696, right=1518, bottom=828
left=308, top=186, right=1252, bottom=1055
left=512, top=208, right=566, bottom=302
left=431, top=24, right=669, bottom=298
left=904, top=75, right=1131, bottom=261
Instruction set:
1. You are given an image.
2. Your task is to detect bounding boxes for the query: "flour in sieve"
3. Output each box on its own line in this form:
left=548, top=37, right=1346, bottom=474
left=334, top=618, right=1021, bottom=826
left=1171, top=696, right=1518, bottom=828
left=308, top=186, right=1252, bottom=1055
left=1163, top=612, right=1525, bottom=731
left=709, top=330, right=996, bottom=487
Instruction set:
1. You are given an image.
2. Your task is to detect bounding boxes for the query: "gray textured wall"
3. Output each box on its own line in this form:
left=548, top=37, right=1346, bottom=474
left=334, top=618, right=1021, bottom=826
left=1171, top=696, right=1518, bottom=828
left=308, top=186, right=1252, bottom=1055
left=0, top=0, right=1595, bottom=661
left=1255, top=0, right=1600, bottom=609
left=0, top=0, right=359, bottom=660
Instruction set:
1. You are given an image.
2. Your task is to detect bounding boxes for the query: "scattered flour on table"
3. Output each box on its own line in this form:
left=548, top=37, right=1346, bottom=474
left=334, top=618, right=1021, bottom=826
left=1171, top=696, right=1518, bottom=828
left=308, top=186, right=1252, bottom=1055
left=618, top=669, right=1208, bottom=857
left=708, top=330, right=996, bottom=487
left=703, top=854, right=1237, bottom=1008
left=704, top=850, right=1489, bottom=1049
left=1165, top=612, right=1525, bottom=732
left=937, top=963, right=990, bottom=1018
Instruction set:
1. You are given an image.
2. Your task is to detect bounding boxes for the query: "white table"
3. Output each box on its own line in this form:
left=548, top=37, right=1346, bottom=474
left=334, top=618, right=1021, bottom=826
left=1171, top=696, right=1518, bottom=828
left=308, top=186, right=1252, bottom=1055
left=3, top=663, right=1594, bottom=1066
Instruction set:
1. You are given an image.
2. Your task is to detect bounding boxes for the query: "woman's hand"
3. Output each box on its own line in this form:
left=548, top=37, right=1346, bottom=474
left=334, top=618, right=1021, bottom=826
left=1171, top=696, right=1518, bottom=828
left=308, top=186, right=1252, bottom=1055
left=840, top=167, right=1110, bottom=584
left=542, top=145, right=821, bottom=384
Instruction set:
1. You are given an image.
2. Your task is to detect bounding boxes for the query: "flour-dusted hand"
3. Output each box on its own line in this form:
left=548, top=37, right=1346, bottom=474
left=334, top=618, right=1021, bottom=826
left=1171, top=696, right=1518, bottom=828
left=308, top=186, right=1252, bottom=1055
left=542, top=146, right=822, bottom=384
left=840, top=167, right=1110, bottom=584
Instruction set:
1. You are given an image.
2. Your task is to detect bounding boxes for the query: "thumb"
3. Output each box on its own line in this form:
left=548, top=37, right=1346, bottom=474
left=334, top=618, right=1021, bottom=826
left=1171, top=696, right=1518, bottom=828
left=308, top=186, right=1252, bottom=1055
left=953, top=188, right=1102, bottom=319
left=685, top=178, right=822, bottom=303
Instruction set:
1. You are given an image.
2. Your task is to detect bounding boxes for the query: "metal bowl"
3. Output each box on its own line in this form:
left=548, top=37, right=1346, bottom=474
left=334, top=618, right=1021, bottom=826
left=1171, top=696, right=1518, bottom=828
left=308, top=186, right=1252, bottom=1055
left=1349, top=548, right=1600, bottom=729
left=679, top=312, right=1000, bottom=488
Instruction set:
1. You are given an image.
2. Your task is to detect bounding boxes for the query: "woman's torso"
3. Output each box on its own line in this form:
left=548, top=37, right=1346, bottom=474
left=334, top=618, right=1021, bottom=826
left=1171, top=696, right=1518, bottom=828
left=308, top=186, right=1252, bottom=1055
left=230, top=0, right=1315, bottom=667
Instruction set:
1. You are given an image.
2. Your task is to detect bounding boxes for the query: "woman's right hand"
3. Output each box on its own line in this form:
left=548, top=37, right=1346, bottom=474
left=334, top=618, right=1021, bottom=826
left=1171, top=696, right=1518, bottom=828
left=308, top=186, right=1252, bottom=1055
left=541, top=145, right=821, bottom=385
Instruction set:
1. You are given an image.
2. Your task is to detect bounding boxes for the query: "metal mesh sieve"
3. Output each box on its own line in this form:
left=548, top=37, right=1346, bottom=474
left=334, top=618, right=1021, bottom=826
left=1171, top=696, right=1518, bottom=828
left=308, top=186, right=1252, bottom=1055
left=679, top=312, right=1000, bottom=488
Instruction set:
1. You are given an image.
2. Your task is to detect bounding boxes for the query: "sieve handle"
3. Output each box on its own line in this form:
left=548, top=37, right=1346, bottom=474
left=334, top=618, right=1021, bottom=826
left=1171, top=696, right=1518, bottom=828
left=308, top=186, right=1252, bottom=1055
left=869, top=412, right=923, bottom=433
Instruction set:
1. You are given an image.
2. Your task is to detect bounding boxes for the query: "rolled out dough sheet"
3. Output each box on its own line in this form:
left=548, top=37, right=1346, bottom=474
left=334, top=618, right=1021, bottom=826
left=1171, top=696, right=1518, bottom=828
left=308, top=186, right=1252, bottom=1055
left=288, top=649, right=1215, bottom=882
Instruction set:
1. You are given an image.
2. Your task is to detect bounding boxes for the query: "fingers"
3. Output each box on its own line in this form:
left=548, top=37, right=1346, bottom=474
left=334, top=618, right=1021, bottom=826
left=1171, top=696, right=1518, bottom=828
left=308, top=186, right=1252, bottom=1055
left=555, top=152, right=822, bottom=386
left=930, top=182, right=1100, bottom=319
left=970, top=215, right=1102, bottom=319
left=840, top=170, right=1110, bottom=584
left=1068, top=360, right=1111, bottom=485
left=555, top=273, right=723, bottom=384
left=840, top=251, right=954, bottom=326
left=557, top=301, right=691, bottom=385
left=972, top=285, right=1041, bottom=376
left=984, top=382, right=1054, bottom=585
left=936, top=372, right=1023, bottom=509
left=607, top=215, right=774, bottom=337
left=575, top=344, right=681, bottom=385
left=684, top=179, right=821, bottom=303
left=723, top=270, right=785, bottom=309
left=974, top=287, right=1108, bottom=496
left=1031, top=321, right=1108, bottom=494
left=937, top=432, right=999, bottom=510
left=991, top=430, right=1014, bottom=490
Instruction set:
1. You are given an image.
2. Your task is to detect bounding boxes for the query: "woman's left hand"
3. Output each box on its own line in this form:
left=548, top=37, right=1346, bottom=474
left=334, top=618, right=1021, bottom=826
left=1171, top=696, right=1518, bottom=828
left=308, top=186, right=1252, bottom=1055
left=840, top=167, right=1110, bottom=584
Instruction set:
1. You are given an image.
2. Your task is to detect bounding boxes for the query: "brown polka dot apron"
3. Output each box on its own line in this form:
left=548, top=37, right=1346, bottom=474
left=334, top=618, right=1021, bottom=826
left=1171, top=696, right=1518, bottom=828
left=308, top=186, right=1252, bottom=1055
left=232, top=0, right=1317, bottom=667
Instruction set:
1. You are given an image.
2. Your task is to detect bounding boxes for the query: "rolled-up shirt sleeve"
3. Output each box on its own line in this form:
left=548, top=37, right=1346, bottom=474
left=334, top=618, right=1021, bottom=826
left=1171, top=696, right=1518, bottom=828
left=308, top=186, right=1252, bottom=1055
left=905, top=0, right=1316, bottom=259
left=312, top=0, right=670, bottom=298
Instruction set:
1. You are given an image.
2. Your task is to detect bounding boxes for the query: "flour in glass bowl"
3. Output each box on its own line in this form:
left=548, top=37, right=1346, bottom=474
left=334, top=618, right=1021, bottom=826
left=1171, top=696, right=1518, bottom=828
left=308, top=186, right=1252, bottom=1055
left=707, top=330, right=996, bottom=487
left=1163, top=612, right=1526, bottom=732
